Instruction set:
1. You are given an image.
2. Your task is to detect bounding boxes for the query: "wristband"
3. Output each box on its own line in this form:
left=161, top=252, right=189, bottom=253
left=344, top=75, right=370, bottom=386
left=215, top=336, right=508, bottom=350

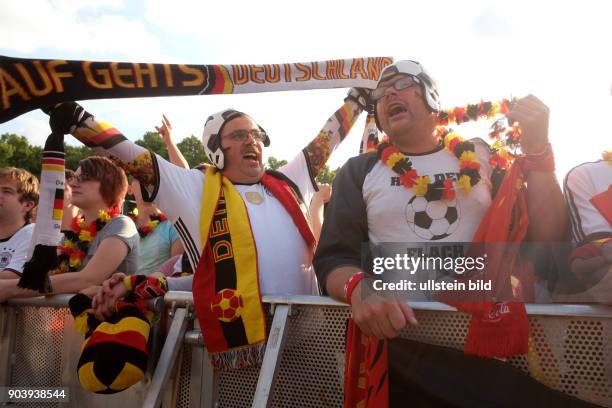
left=344, top=272, right=364, bottom=304
left=520, top=143, right=555, bottom=172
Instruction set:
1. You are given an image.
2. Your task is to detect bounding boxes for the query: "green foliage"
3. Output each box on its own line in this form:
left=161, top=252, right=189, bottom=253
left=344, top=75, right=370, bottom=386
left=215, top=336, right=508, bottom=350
left=267, top=156, right=337, bottom=184
left=135, top=132, right=169, bottom=160
left=267, top=156, right=288, bottom=170
left=177, top=135, right=210, bottom=168
left=0, top=134, right=43, bottom=175
left=315, top=165, right=339, bottom=185
left=1, top=132, right=335, bottom=186
left=64, top=144, right=97, bottom=170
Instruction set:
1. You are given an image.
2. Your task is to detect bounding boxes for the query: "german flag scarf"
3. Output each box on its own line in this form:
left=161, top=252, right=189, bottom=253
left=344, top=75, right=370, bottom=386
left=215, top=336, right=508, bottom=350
left=344, top=153, right=551, bottom=407
left=18, top=130, right=65, bottom=292
left=193, top=167, right=315, bottom=370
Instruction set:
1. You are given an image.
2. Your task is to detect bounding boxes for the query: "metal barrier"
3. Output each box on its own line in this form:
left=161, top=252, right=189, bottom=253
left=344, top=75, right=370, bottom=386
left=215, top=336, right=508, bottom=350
left=2, top=293, right=612, bottom=407
left=0, top=295, right=164, bottom=408
left=172, top=294, right=612, bottom=408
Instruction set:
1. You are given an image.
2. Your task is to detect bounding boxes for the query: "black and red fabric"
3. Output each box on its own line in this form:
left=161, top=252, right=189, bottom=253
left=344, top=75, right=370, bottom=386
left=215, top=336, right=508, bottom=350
left=68, top=293, right=151, bottom=394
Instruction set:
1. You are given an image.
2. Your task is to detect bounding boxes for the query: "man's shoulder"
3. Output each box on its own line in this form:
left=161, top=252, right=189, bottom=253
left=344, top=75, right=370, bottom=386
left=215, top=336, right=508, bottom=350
left=565, top=160, right=609, bottom=181
left=18, top=223, right=35, bottom=234
left=341, top=151, right=379, bottom=174
left=329, top=151, right=379, bottom=189
left=1, top=223, right=34, bottom=244
left=564, top=159, right=612, bottom=194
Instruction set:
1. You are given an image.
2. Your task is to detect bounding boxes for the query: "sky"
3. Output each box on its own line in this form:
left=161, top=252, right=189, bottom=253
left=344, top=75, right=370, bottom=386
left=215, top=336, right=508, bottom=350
left=1, top=0, right=610, bottom=180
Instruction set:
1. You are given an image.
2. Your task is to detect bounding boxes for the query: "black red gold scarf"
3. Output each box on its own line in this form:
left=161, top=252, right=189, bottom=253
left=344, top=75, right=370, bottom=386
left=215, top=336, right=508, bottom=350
left=192, top=167, right=315, bottom=369
left=0, top=56, right=392, bottom=123
left=18, top=131, right=65, bottom=292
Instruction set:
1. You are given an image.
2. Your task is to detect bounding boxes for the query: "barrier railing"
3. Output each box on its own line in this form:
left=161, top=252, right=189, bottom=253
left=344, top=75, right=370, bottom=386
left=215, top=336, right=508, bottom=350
left=0, top=295, right=165, bottom=408
left=2, top=293, right=612, bottom=407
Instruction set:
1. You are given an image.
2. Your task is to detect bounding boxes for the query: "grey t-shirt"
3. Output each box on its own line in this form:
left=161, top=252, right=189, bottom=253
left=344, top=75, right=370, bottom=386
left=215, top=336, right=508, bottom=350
left=85, top=215, right=139, bottom=275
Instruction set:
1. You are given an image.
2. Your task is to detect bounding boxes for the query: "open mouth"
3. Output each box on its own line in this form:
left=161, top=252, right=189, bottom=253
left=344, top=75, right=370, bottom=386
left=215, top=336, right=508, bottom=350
left=242, top=152, right=259, bottom=162
left=388, top=103, right=408, bottom=118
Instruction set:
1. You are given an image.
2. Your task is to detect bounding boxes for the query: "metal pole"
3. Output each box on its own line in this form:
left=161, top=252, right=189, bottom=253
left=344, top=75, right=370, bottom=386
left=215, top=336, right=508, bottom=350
left=143, top=306, right=189, bottom=408
left=251, top=304, right=291, bottom=408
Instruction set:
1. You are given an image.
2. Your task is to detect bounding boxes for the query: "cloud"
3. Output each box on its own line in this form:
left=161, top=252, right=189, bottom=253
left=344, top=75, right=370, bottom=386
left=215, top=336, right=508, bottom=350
left=0, top=0, right=163, bottom=60
left=2, top=0, right=611, bottom=179
left=3, top=110, right=52, bottom=146
left=471, top=8, right=513, bottom=38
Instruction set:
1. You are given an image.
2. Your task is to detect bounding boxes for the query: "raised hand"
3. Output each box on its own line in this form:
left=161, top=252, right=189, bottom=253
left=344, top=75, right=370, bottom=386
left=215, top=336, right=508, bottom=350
left=42, top=102, right=93, bottom=135
left=345, top=87, right=374, bottom=112
left=506, top=94, right=549, bottom=155
left=155, top=114, right=173, bottom=144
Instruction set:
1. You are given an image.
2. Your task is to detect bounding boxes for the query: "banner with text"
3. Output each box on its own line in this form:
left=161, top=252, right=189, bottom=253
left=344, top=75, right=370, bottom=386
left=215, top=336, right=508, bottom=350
left=0, top=56, right=393, bottom=123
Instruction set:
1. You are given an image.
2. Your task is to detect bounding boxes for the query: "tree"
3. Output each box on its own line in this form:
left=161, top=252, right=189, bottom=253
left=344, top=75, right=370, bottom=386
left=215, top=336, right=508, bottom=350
left=177, top=135, right=209, bottom=168
left=315, top=165, right=339, bottom=185
left=64, top=144, right=97, bottom=170
left=135, top=132, right=169, bottom=160
left=0, top=133, right=42, bottom=175
left=267, top=156, right=287, bottom=170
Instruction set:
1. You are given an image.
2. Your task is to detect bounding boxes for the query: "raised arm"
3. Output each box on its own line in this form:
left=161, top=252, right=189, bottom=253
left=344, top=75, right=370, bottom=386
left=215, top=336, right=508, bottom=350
left=46, top=103, right=155, bottom=191
left=280, top=88, right=369, bottom=202
left=157, top=114, right=190, bottom=169
left=44, top=103, right=202, bottom=218
left=506, top=95, right=568, bottom=242
left=302, top=88, right=368, bottom=176
left=309, top=184, right=332, bottom=241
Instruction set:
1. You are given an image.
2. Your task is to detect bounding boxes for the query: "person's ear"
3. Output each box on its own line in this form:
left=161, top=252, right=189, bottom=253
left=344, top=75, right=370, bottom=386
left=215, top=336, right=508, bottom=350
left=22, top=200, right=35, bottom=213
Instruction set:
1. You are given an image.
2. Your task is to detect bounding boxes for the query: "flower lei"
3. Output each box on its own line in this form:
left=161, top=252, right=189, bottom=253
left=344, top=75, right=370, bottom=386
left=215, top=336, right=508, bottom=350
left=603, top=150, right=612, bottom=165
left=52, top=207, right=121, bottom=274
left=128, top=208, right=168, bottom=239
left=378, top=98, right=519, bottom=199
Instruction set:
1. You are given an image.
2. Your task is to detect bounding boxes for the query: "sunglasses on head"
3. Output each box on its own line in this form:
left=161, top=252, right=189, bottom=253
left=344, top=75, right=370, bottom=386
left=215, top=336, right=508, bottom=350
left=371, top=76, right=419, bottom=102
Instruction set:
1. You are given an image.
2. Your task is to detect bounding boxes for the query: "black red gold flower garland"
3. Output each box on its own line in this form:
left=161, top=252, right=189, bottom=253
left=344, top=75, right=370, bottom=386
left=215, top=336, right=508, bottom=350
left=52, top=207, right=120, bottom=274
left=128, top=208, right=168, bottom=239
left=378, top=129, right=481, bottom=200
left=378, top=98, right=519, bottom=199
left=437, top=98, right=520, bottom=169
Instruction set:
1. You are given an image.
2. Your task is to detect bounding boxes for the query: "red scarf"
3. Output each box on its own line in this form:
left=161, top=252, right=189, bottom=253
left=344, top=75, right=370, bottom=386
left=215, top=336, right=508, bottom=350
left=440, top=150, right=554, bottom=357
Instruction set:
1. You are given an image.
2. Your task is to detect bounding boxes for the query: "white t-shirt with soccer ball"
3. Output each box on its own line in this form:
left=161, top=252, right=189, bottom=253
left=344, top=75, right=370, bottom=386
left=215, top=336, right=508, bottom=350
left=363, top=140, right=492, bottom=244
left=313, top=139, right=495, bottom=300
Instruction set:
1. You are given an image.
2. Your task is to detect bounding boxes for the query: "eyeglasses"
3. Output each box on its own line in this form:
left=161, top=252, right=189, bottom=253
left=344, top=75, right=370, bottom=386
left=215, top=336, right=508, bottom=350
left=224, top=129, right=267, bottom=143
left=371, top=76, right=419, bottom=101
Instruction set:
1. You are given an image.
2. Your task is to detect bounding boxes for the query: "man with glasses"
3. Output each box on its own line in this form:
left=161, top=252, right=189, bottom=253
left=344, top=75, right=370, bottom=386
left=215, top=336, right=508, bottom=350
left=313, top=61, right=583, bottom=406
left=41, top=93, right=368, bottom=367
